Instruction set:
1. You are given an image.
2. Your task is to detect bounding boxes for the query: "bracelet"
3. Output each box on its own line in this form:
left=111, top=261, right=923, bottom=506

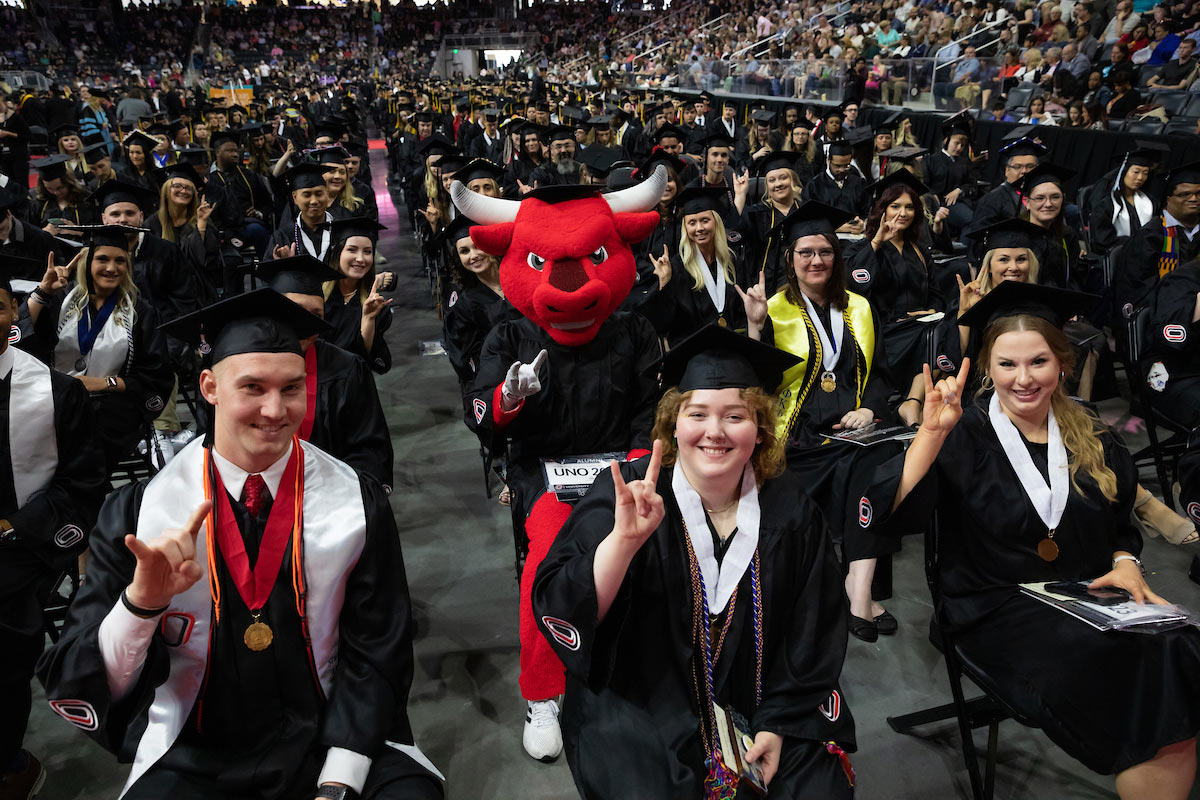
left=120, top=588, right=169, bottom=619
left=107, top=376, right=119, bottom=389
left=899, top=397, right=921, bottom=406
left=1112, top=554, right=1145, bottom=574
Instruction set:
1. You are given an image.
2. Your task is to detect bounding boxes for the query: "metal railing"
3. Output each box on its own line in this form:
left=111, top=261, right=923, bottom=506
left=624, top=9, right=731, bottom=66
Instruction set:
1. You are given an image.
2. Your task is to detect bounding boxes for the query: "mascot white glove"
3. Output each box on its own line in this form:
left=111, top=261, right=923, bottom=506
left=500, top=349, right=548, bottom=410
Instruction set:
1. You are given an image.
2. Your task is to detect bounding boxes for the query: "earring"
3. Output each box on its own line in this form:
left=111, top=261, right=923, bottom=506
left=981, top=374, right=994, bottom=391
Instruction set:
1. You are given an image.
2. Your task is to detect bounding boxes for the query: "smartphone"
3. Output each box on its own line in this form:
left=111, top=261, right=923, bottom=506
left=48, top=217, right=70, bottom=226
left=1045, top=581, right=1131, bottom=606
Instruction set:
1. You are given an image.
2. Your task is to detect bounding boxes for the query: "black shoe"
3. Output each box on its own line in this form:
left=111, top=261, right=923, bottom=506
left=874, top=610, right=899, bottom=635
left=848, top=614, right=878, bottom=642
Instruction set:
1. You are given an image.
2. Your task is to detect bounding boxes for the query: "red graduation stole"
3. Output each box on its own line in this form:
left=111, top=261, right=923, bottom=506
left=299, top=345, right=318, bottom=441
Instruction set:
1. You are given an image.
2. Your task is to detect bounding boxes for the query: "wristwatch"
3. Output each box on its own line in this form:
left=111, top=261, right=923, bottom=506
left=1113, top=554, right=1145, bottom=574
left=315, top=786, right=358, bottom=800
left=106, top=376, right=119, bottom=389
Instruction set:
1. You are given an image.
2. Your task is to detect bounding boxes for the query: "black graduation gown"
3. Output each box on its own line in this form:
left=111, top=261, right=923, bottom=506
left=1114, top=215, right=1200, bottom=312
left=761, top=301, right=902, bottom=561
left=115, top=165, right=164, bottom=197
left=743, top=201, right=796, bottom=295
left=1028, top=222, right=1083, bottom=289
left=35, top=473, right=424, bottom=797
left=351, top=178, right=379, bottom=222
left=0, top=216, right=72, bottom=267
left=533, top=462, right=856, bottom=800
left=209, top=166, right=273, bottom=228
left=322, top=291, right=393, bottom=375
left=872, top=402, right=1200, bottom=774
left=799, top=171, right=868, bottom=220
left=32, top=196, right=97, bottom=230
left=844, top=239, right=943, bottom=387
left=1141, top=262, right=1200, bottom=428
left=964, top=183, right=1020, bottom=260
left=467, top=132, right=505, bottom=163
left=636, top=249, right=750, bottom=349
left=622, top=213, right=681, bottom=314
left=146, top=218, right=220, bottom=307
left=1179, top=429, right=1200, bottom=532
left=466, top=314, right=661, bottom=522
left=132, top=233, right=201, bottom=323
left=307, top=339, right=394, bottom=490
left=1083, top=169, right=1158, bottom=255
left=0, top=364, right=106, bottom=635
left=20, top=295, right=175, bottom=474
left=441, top=279, right=521, bottom=395
left=923, top=150, right=974, bottom=204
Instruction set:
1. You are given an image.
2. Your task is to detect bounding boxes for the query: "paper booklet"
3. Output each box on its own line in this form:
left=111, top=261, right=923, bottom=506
left=823, top=424, right=918, bottom=447
left=541, top=452, right=629, bottom=501
left=1019, top=581, right=1195, bottom=633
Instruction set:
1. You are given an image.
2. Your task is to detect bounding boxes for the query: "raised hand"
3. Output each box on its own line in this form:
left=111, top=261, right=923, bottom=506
left=733, top=168, right=750, bottom=198
left=273, top=243, right=296, bottom=260
left=735, top=269, right=769, bottom=330
left=956, top=272, right=982, bottom=317
left=361, top=273, right=393, bottom=321
left=920, top=358, right=970, bottom=438
left=650, top=245, right=672, bottom=290
left=610, top=439, right=665, bottom=547
left=39, top=251, right=79, bottom=294
left=125, top=500, right=212, bottom=610
left=501, top=349, right=548, bottom=408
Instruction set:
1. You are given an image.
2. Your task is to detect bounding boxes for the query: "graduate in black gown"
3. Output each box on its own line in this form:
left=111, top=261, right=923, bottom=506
left=534, top=325, right=856, bottom=800
left=1015, top=164, right=1084, bottom=290
left=874, top=281, right=1200, bottom=795
left=635, top=187, right=752, bottom=348
left=36, top=290, right=443, bottom=800
left=742, top=151, right=802, bottom=295
left=845, top=170, right=943, bottom=420
left=268, top=162, right=340, bottom=262
left=321, top=217, right=394, bottom=374
left=31, top=155, right=98, bottom=235
left=747, top=203, right=902, bottom=644
left=116, top=132, right=164, bottom=198
left=0, top=266, right=106, bottom=796
left=622, top=149, right=686, bottom=313
left=438, top=215, right=521, bottom=411
left=1113, top=162, right=1200, bottom=314
left=1082, top=146, right=1159, bottom=256
left=798, top=141, right=868, bottom=234
left=255, top=257, right=393, bottom=491
left=19, top=226, right=174, bottom=475
left=963, top=137, right=1044, bottom=256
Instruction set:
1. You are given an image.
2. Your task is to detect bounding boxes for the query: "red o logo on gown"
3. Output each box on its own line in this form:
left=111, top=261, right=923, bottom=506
left=7, top=325, right=18, bottom=344
left=49, top=700, right=98, bottom=731
left=1187, top=502, right=1200, bottom=526
left=851, top=269, right=871, bottom=284
left=541, top=616, right=581, bottom=651
left=936, top=355, right=954, bottom=372
left=820, top=690, right=842, bottom=722
left=160, top=612, right=195, bottom=648
left=858, top=497, right=872, bottom=528
left=1163, top=324, right=1187, bottom=342
left=473, top=398, right=486, bottom=424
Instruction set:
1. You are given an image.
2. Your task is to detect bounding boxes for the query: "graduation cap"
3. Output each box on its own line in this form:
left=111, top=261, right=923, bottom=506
left=210, top=129, right=242, bottom=150
left=822, top=106, right=845, bottom=121
left=159, top=288, right=330, bottom=364
left=974, top=217, right=1049, bottom=251
left=449, top=158, right=502, bottom=187
left=750, top=109, right=776, bottom=126
left=416, top=134, right=458, bottom=157
left=826, top=140, right=854, bottom=157
left=226, top=104, right=249, bottom=117
left=162, top=163, right=204, bottom=188
left=942, top=109, right=973, bottom=138
left=770, top=201, right=854, bottom=242
left=576, top=147, right=628, bottom=179
left=997, top=134, right=1047, bottom=160
left=701, top=129, right=736, bottom=150
left=867, top=169, right=929, bottom=202
left=433, top=214, right=477, bottom=248
left=240, top=122, right=267, bottom=138
left=52, top=124, right=80, bottom=142
left=1015, top=163, right=1075, bottom=196
left=539, top=124, right=575, bottom=144
left=879, top=146, right=928, bottom=164
left=958, top=279, right=1098, bottom=334
left=586, top=114, right=612, bottom=130
left=413, top=110, right=434, bottom=124
left=34, top=154, right=75, bottom=181
left=560, top=105, right=585, bottom=124
left=309, top=145, right=349, bottom=165
left=673, top=186, right=728, bottom=216
left=846, top=126, right=876, bottom=147
left=329, top=217, right=386, bottom=244
left=138, top=112, right=167, bottom=125
left=123, top=131, right=160, bottom=154
left=285, top=162, right=335, bottom=190
left=438, top=155, right=468, bottom=175
left=59, top=224, right=146, bottom=250
left=482, top=106, right=502, bottom=119
left=88, top=87, right=109, bottom=100
left=790, top=117, right=813, bottom=131
left=146, top=122, right=171, bottom=137
left=634, top=149, right=688, bottom=180
left=255, top=255, right=344, bottom=297
left=1167, top=161, right=1200, bottom=191
left=83, top=142, right=111, bottom=161
left=176, top=147, right=211, bottom=167
left=1119, top=144, right=1166, bottom=169
left=657, top=322, right=802, bottom=393
left=90, top=179, right=156, bottom=211
left=756, top=150, right=802, bottom=177
left=0, top=255, right=44, bottom=294
left=453, top=95, right=471, bottom=111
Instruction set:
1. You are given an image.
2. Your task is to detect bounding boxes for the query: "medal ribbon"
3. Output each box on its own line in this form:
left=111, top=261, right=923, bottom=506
left=299, top=345, right=318, bottom=441
left=800, top=292, right=842, bottom=373
left=77, top=294, right=118, bottom=357
left=987, top=393, right=1068, bottom=533
left=202, top=440, right=304, bottom=624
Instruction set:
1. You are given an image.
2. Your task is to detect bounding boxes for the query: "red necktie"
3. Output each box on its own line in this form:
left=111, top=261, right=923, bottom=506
left=242, top=474, right=270, bottom=518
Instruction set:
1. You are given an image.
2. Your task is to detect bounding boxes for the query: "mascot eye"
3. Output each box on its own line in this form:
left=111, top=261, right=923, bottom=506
left=588, top=246, right=608, bottom=265
left=527, top=252, right=546, bottom=271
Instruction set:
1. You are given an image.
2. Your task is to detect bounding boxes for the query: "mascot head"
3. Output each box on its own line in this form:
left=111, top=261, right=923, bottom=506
left=450, top=167, right=665, bottom=346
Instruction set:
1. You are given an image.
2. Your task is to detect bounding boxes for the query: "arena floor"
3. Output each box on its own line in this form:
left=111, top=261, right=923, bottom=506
left=24, top=148, right=1200, bottom=800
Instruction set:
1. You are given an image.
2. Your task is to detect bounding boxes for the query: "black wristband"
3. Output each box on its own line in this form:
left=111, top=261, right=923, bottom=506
left=121, top=588, right=168, bottom=619
left=32, top=287, right=50, bottom=302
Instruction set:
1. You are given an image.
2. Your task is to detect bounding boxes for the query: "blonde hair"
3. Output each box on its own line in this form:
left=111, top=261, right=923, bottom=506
left=978, top=314, right=1118, bottom=502
left=155, top=178, right=199, bottom=244
left=678, top=211, right=736, bottom=291
left=978, top=248, right=1041, bottom=294
left=69, top=246, right=139, bottom=329
left=651, top=387, right=785, bottom=485
left=758, top=168, right=802, bottom=207
left=328, top=164, right=364, bottom=212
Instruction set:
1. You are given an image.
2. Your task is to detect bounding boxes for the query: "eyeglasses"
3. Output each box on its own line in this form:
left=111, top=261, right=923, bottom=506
left=1172, top=190, right=1200, bottom=200
left=793, top=248, right=836, bottom=261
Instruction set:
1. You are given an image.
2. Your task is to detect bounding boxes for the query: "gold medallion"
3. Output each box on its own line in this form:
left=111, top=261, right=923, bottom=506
left=820, top=371, right=837, bottom=393
left=717, top=316, right=728, bottom=327
left=1037, top=537, right=1059, bottom=562
left=244, top=620, right=274, bottom=651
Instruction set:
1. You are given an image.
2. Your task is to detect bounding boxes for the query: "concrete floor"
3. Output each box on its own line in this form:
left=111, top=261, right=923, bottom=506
left=23, top=151, right=1200, bottom=799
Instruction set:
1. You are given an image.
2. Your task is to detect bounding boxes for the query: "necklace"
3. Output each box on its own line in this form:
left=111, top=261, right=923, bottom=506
left=704, top=497, right=738, bottom=515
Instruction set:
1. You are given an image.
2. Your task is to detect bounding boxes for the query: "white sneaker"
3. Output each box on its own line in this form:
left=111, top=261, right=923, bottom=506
left=523, top=699, right=563, bottom=762
left=150, top=431, right=175, bottom=469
